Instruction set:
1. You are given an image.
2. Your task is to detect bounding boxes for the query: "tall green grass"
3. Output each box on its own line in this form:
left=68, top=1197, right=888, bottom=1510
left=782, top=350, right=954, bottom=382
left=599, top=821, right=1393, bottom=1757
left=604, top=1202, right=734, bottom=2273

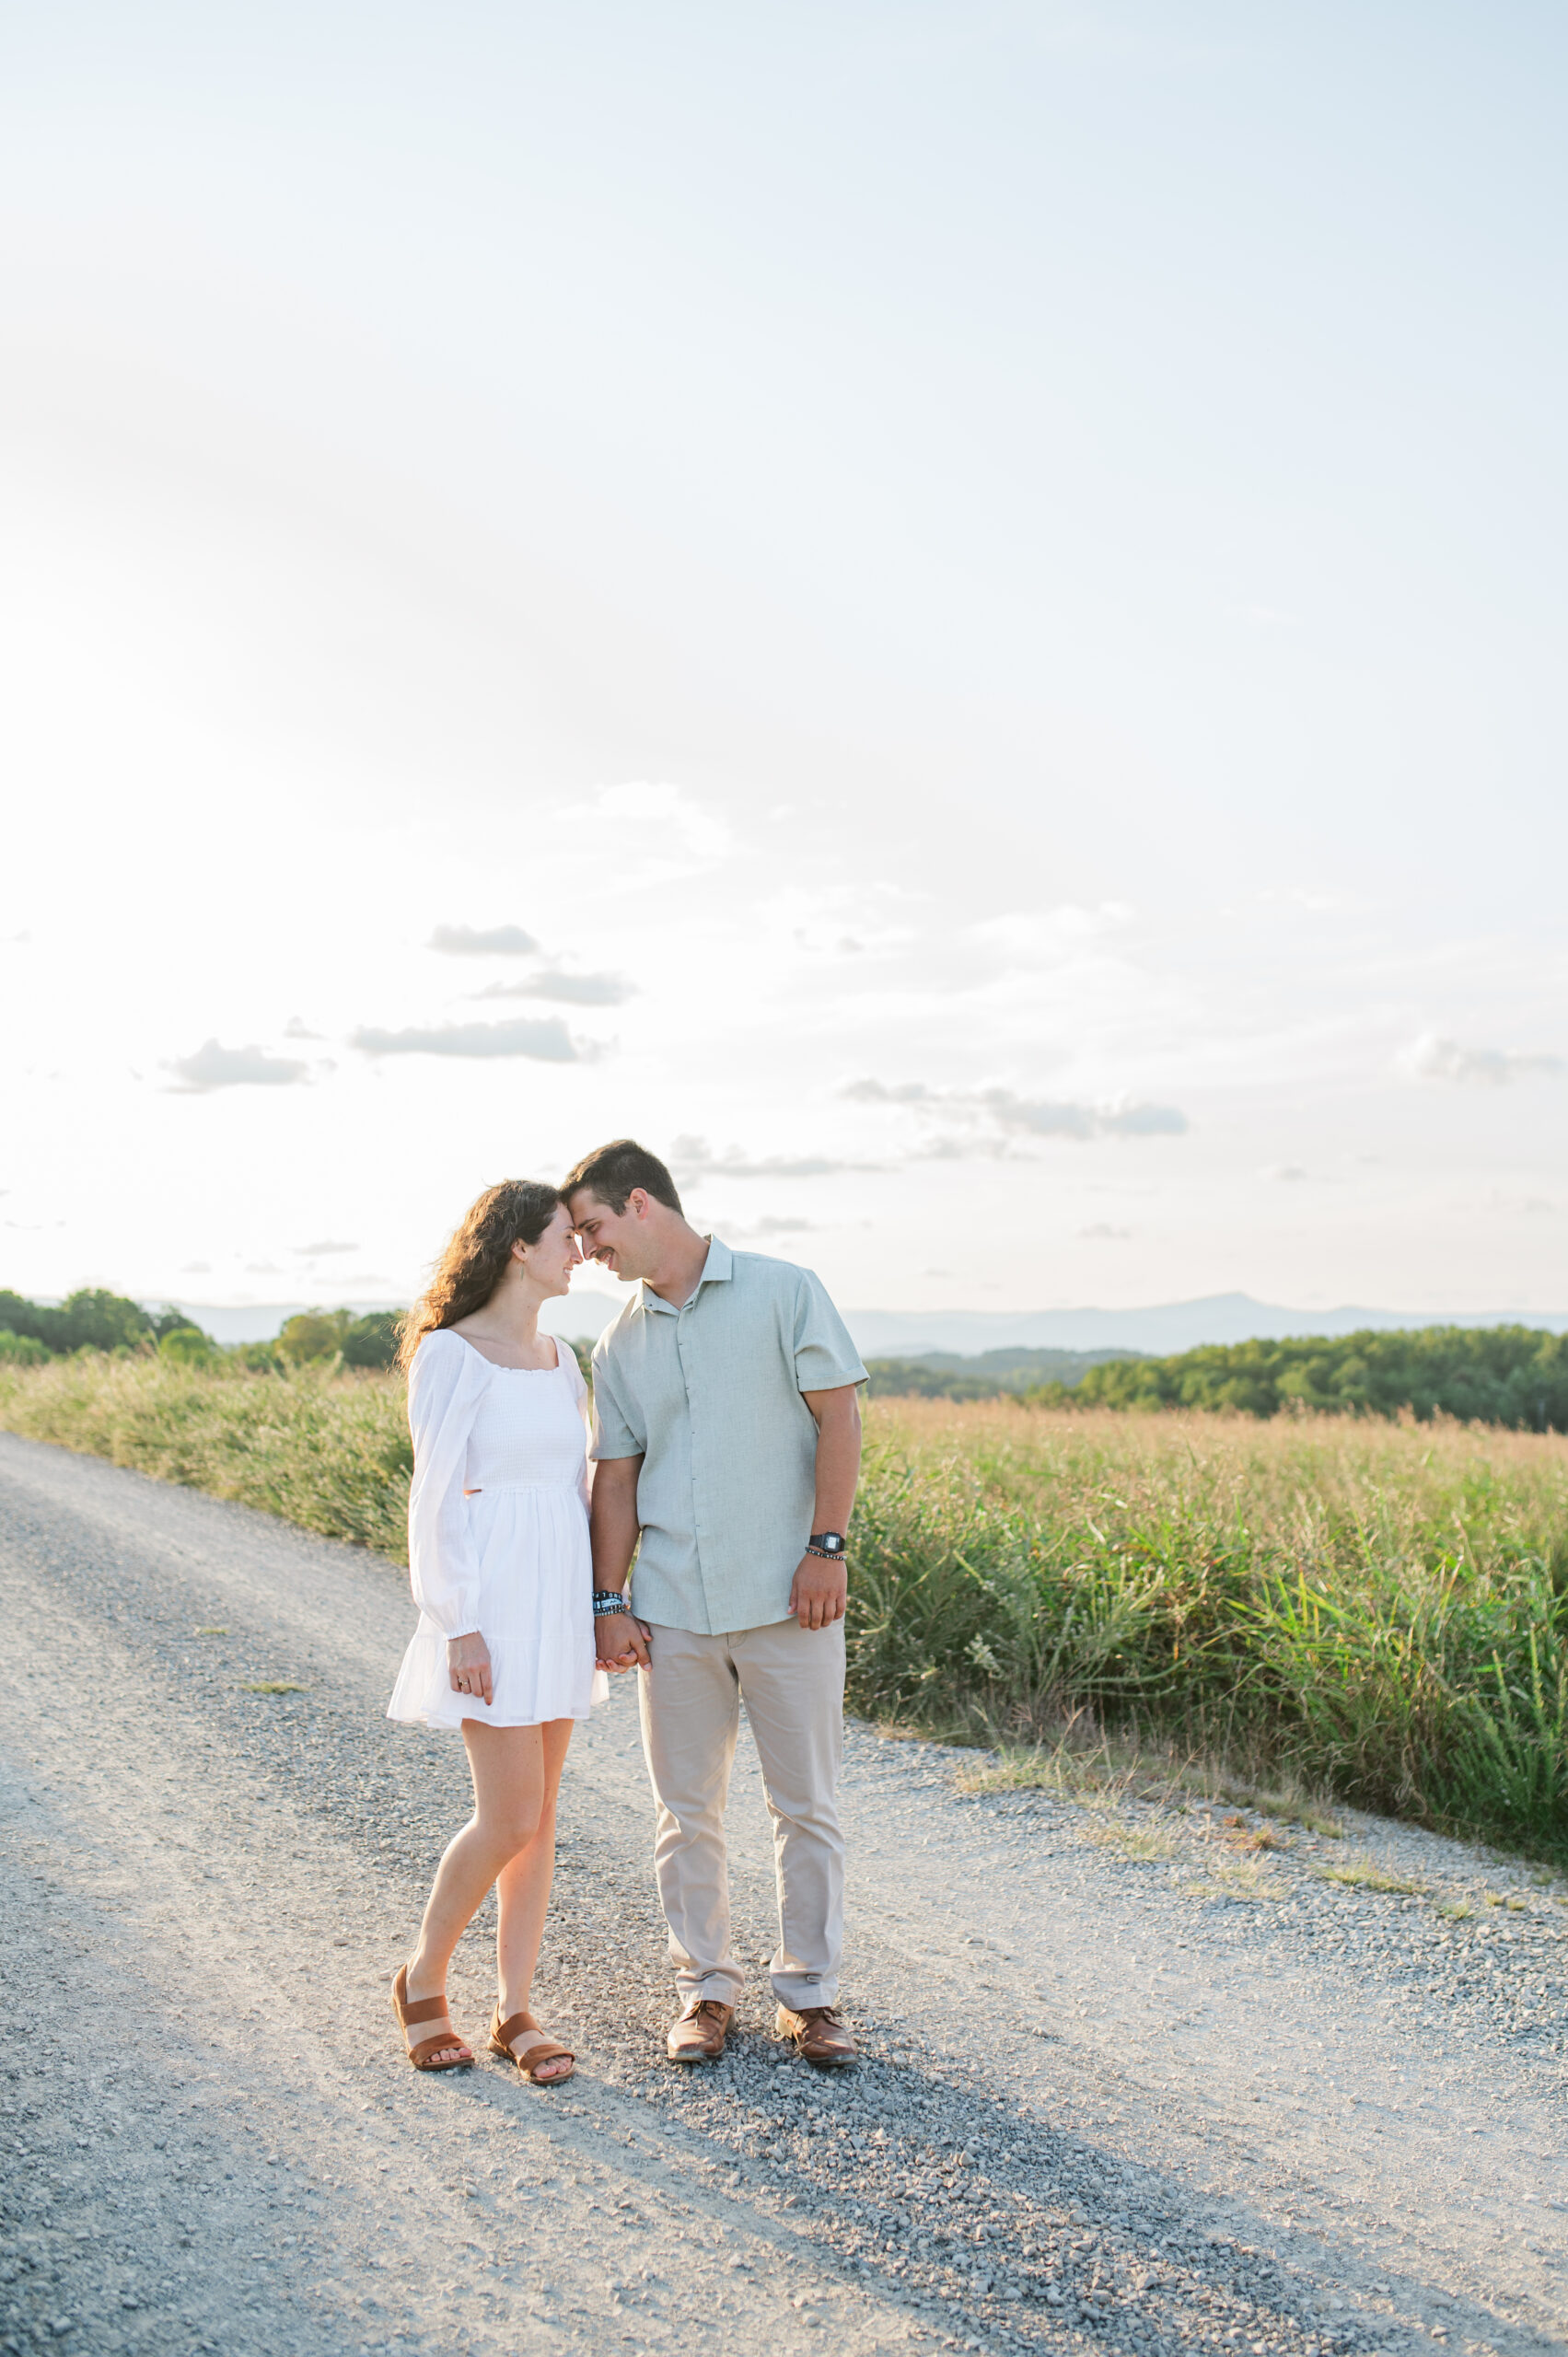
left=3, top=1362, right=1565, bottom=1860
left=0, top=1354, right=411, bottom=1553
left=850, top=1400, right=1568, bottom=1862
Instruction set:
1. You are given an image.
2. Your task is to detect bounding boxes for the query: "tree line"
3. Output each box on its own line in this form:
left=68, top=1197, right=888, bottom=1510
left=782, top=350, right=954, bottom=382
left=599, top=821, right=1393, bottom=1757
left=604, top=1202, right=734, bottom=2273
left=866, top=1325, right=1568, bottom=1431
left=0, top=1288, right=402, bottom=1370
left=863, top=1346, right=1139, bottom=1400
left=1039, top=1324, right=1568, bottom=1430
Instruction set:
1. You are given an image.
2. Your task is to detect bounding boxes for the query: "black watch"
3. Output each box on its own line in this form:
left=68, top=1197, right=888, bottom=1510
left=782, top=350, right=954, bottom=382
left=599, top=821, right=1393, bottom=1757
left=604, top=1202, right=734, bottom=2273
left=807, top=1531, right=846, bottom=1560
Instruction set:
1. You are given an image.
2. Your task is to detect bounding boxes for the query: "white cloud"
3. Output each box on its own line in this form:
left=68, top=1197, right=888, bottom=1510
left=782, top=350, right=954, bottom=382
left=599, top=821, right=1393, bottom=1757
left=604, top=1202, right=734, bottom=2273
left=428, top=923, right=539, bottom=956
left=668, top=1134, right=885, bottom=1183
left=1401, top=1033, right=1564, bottom=1086
left=844, top=1078, right=1188, bottom=1144
left=350, top=1018, right=580, bottom=1061
left=163, top=1039, right=309, bottom=1092
left=472, top=971, right=636, bottom=1006
left=1263, top=1163, right=1309, bottom=1182
left=723, top=1215, right=819, bottom=1243
left=294, top=1239, right=357, bottom=1255
left=1078, top=1222, right=1132, bottom=1239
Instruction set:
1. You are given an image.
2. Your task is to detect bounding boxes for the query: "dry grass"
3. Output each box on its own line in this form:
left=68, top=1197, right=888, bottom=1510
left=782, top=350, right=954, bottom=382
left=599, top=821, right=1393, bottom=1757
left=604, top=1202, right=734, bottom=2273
left=1309, top=1852, right=1425, bottom=1896
left=857, top=1399, right=1568, bottom=1862
left=1082, top=1820, right=1183, bottom=1864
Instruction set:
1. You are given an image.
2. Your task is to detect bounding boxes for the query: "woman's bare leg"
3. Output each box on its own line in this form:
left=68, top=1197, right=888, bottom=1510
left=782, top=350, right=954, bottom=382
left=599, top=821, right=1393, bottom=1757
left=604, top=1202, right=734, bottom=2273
left=403, top=1722, right=548, bottom=2065
left=494, top=1718, right=574, bottom=2061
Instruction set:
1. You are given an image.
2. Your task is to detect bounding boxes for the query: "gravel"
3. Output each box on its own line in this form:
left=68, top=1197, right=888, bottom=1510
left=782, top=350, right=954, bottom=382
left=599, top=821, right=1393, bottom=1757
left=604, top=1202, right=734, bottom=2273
left=2, top=1430, right=1564, bottom=2357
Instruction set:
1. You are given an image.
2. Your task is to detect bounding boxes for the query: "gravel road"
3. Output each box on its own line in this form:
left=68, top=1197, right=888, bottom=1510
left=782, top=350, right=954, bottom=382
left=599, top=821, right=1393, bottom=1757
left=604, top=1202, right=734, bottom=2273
left=2, top=1431, right=1565, bottom=2357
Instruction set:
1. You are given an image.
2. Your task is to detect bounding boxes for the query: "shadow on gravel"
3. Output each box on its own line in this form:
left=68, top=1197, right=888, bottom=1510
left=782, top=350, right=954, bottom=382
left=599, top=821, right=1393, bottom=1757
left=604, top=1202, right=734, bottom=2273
left=405, top=2014, right=1508, bottom=2357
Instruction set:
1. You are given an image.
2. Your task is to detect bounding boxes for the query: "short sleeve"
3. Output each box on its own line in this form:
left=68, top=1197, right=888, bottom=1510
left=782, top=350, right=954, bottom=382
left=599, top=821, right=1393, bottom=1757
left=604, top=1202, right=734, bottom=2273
left=792, top=1269, right=868, bottom=1394
left=589, top=1348, right=645, bottom=1461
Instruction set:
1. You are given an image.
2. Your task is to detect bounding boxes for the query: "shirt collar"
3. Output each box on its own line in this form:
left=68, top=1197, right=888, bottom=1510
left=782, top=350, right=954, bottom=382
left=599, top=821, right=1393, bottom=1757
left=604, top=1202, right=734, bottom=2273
left=639, top=1236, right=732, bottom=1316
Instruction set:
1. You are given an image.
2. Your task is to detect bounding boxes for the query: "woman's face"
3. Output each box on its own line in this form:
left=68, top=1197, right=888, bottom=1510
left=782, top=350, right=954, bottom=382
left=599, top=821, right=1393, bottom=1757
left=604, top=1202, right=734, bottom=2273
left=518, top=1202, right=583, bottom=1297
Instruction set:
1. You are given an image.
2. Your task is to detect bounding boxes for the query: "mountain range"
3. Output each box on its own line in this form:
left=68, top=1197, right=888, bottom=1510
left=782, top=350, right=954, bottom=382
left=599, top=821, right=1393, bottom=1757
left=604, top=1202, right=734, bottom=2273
left=841, top=1294, right=1568, bottom=1359
left=158, top=1290, right=1568, bottom=1358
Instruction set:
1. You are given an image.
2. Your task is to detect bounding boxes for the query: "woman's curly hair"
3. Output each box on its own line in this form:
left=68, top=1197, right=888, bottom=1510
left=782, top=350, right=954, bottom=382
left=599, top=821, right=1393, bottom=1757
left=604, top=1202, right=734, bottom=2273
left=397, top=1178, right=563, bottom=1374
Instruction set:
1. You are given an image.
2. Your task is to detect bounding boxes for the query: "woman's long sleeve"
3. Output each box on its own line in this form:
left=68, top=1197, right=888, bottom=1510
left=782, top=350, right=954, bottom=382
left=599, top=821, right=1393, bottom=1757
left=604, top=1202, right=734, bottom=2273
left=406, top=1332, right=490, bottom=1638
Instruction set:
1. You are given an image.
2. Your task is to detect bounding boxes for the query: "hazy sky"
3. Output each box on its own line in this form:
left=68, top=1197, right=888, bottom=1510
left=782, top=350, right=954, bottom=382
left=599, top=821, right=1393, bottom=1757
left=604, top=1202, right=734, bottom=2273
left=4, top=1, right=1565, bottom=1322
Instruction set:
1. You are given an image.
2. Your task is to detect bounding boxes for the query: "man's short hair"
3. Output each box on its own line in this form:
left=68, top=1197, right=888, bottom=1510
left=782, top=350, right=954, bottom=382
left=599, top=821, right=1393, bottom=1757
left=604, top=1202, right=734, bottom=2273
left=562, top=1138, right=683, bottom=1218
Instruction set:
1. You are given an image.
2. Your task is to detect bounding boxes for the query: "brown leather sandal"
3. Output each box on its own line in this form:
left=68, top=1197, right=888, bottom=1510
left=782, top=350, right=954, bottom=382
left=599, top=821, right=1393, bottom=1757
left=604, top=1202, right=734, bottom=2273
left=488, top=2004, right=575, bottom=2084
left=390, top=1964, right=472, bottom=2071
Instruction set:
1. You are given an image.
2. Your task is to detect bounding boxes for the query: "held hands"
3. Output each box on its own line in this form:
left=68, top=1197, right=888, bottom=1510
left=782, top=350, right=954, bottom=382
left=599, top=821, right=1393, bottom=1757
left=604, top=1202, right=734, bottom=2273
left=788, top=1553, right=847, bottom=1630
left=596, top=1608, right=653, bottom=1674
left=447, top=1631, right=494, bottom=1706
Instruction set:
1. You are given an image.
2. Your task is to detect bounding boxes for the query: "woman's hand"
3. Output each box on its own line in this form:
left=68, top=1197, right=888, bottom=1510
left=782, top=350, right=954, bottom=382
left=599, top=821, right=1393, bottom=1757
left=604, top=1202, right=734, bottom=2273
left=596, top=1609, right=652, bottom=1672
left=447, top=1631, right=494, bottom=1707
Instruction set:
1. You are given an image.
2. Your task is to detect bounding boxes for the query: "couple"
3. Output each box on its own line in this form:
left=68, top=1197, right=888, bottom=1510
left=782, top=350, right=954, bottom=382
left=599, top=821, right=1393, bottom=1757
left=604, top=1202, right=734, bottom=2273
left=387, top=1138, right=867, bottom=2084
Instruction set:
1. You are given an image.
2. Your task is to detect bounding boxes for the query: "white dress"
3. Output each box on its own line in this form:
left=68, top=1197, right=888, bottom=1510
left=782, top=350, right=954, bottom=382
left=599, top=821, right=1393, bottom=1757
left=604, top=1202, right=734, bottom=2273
left=387, top=1329, right=609, bottom=1730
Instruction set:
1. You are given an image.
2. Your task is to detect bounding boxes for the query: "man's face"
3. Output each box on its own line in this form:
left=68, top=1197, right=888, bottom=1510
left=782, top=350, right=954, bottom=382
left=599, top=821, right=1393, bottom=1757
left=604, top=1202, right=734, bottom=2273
left=567, top=1186, right=660, bottom=1283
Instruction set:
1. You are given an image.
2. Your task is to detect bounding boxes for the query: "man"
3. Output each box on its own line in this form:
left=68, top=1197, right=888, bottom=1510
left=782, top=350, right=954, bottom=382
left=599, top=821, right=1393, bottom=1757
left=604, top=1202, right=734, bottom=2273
left=563, top=1138, right=867, bottom=2068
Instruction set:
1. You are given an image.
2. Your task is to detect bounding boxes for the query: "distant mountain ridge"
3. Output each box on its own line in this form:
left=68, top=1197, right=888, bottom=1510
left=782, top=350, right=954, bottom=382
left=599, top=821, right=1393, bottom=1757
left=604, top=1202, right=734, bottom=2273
left=843, top=1293, right=1568, bottom=1360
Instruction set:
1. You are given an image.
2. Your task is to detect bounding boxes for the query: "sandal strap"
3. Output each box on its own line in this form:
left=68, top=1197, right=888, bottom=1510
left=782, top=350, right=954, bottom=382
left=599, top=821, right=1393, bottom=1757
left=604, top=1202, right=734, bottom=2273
left=409, top=2030, right=467, bottom=2064
left=401, top=1991, right=452, bottom=2026
left=494, top=2009, right=539, bottom=2049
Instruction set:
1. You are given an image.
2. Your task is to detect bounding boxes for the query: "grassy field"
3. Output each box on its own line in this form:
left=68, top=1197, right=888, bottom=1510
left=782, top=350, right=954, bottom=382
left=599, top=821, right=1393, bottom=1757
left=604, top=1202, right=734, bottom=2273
left=4, top=1358, right=1565, bottom=1862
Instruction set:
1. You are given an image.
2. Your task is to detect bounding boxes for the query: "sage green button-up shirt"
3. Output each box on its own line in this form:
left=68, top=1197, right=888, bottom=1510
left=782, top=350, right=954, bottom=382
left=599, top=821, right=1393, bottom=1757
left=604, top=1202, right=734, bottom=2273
left=588, top=1238, right=867, bottom=1635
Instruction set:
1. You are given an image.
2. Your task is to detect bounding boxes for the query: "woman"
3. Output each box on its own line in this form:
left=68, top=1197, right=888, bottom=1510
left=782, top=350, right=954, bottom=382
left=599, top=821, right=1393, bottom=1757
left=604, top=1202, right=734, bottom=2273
left=387, top=1178, right=607, bottom=2081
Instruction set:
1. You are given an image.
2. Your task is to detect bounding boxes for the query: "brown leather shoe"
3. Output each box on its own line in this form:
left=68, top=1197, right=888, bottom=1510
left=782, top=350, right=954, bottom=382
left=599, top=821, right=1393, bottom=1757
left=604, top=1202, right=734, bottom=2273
left=667, top=1998, right=734, bottom=2062
left=776, top=2003, right=857, bottom=2067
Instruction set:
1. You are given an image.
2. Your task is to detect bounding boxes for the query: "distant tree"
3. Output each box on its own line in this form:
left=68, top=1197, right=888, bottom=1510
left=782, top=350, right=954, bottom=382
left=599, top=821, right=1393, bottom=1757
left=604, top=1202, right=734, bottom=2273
left=149, top=1306, right=207, bottom=1342
left=865, top=1348, right=1141, bottom=1401
left=0, top=1292, right=49, bottom=1347
left=0, top=1329, right=49, bottom=1366
left=341, top=1311, right=404, bottom=1370
left=275, top=1311, right=352, bottom=1364
left=1063, top=1325, right=1568, bottom=1432
left=157, top=1326, right=217, bottom=1366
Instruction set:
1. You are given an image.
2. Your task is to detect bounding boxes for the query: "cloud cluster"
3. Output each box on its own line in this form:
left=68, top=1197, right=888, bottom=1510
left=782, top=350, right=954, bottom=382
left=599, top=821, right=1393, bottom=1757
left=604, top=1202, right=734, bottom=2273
left=1401, top=1033, right=1564, bottom=1086
left=668, top=1135, right=885, bottom=1184
left=164, top=1039, right=308, bottom=1092
left=844, top=1078, right=1188, bottom=1144
left=351, top=1019, right=579, bottom=1062
left=472, top=972, right=635, bottom=1006
left=431, top=913, right=636, bottom=1012
left=428, top=923, right=538, bottom=956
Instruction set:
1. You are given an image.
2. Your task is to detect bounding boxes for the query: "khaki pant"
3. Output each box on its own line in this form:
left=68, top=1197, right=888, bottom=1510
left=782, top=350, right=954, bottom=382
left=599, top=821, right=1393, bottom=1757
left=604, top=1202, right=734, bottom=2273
left=637, top=1617, right=845, bottom=2012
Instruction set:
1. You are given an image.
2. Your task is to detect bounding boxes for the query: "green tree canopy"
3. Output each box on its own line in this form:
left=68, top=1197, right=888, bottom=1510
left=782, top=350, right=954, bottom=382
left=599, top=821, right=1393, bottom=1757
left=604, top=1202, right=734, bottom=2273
left=341, top=1311, right=404, bottom=1370
left=0, top=1287, right=158, bottom=1354
left=1051, top=1325, right=1568, bottom=1432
